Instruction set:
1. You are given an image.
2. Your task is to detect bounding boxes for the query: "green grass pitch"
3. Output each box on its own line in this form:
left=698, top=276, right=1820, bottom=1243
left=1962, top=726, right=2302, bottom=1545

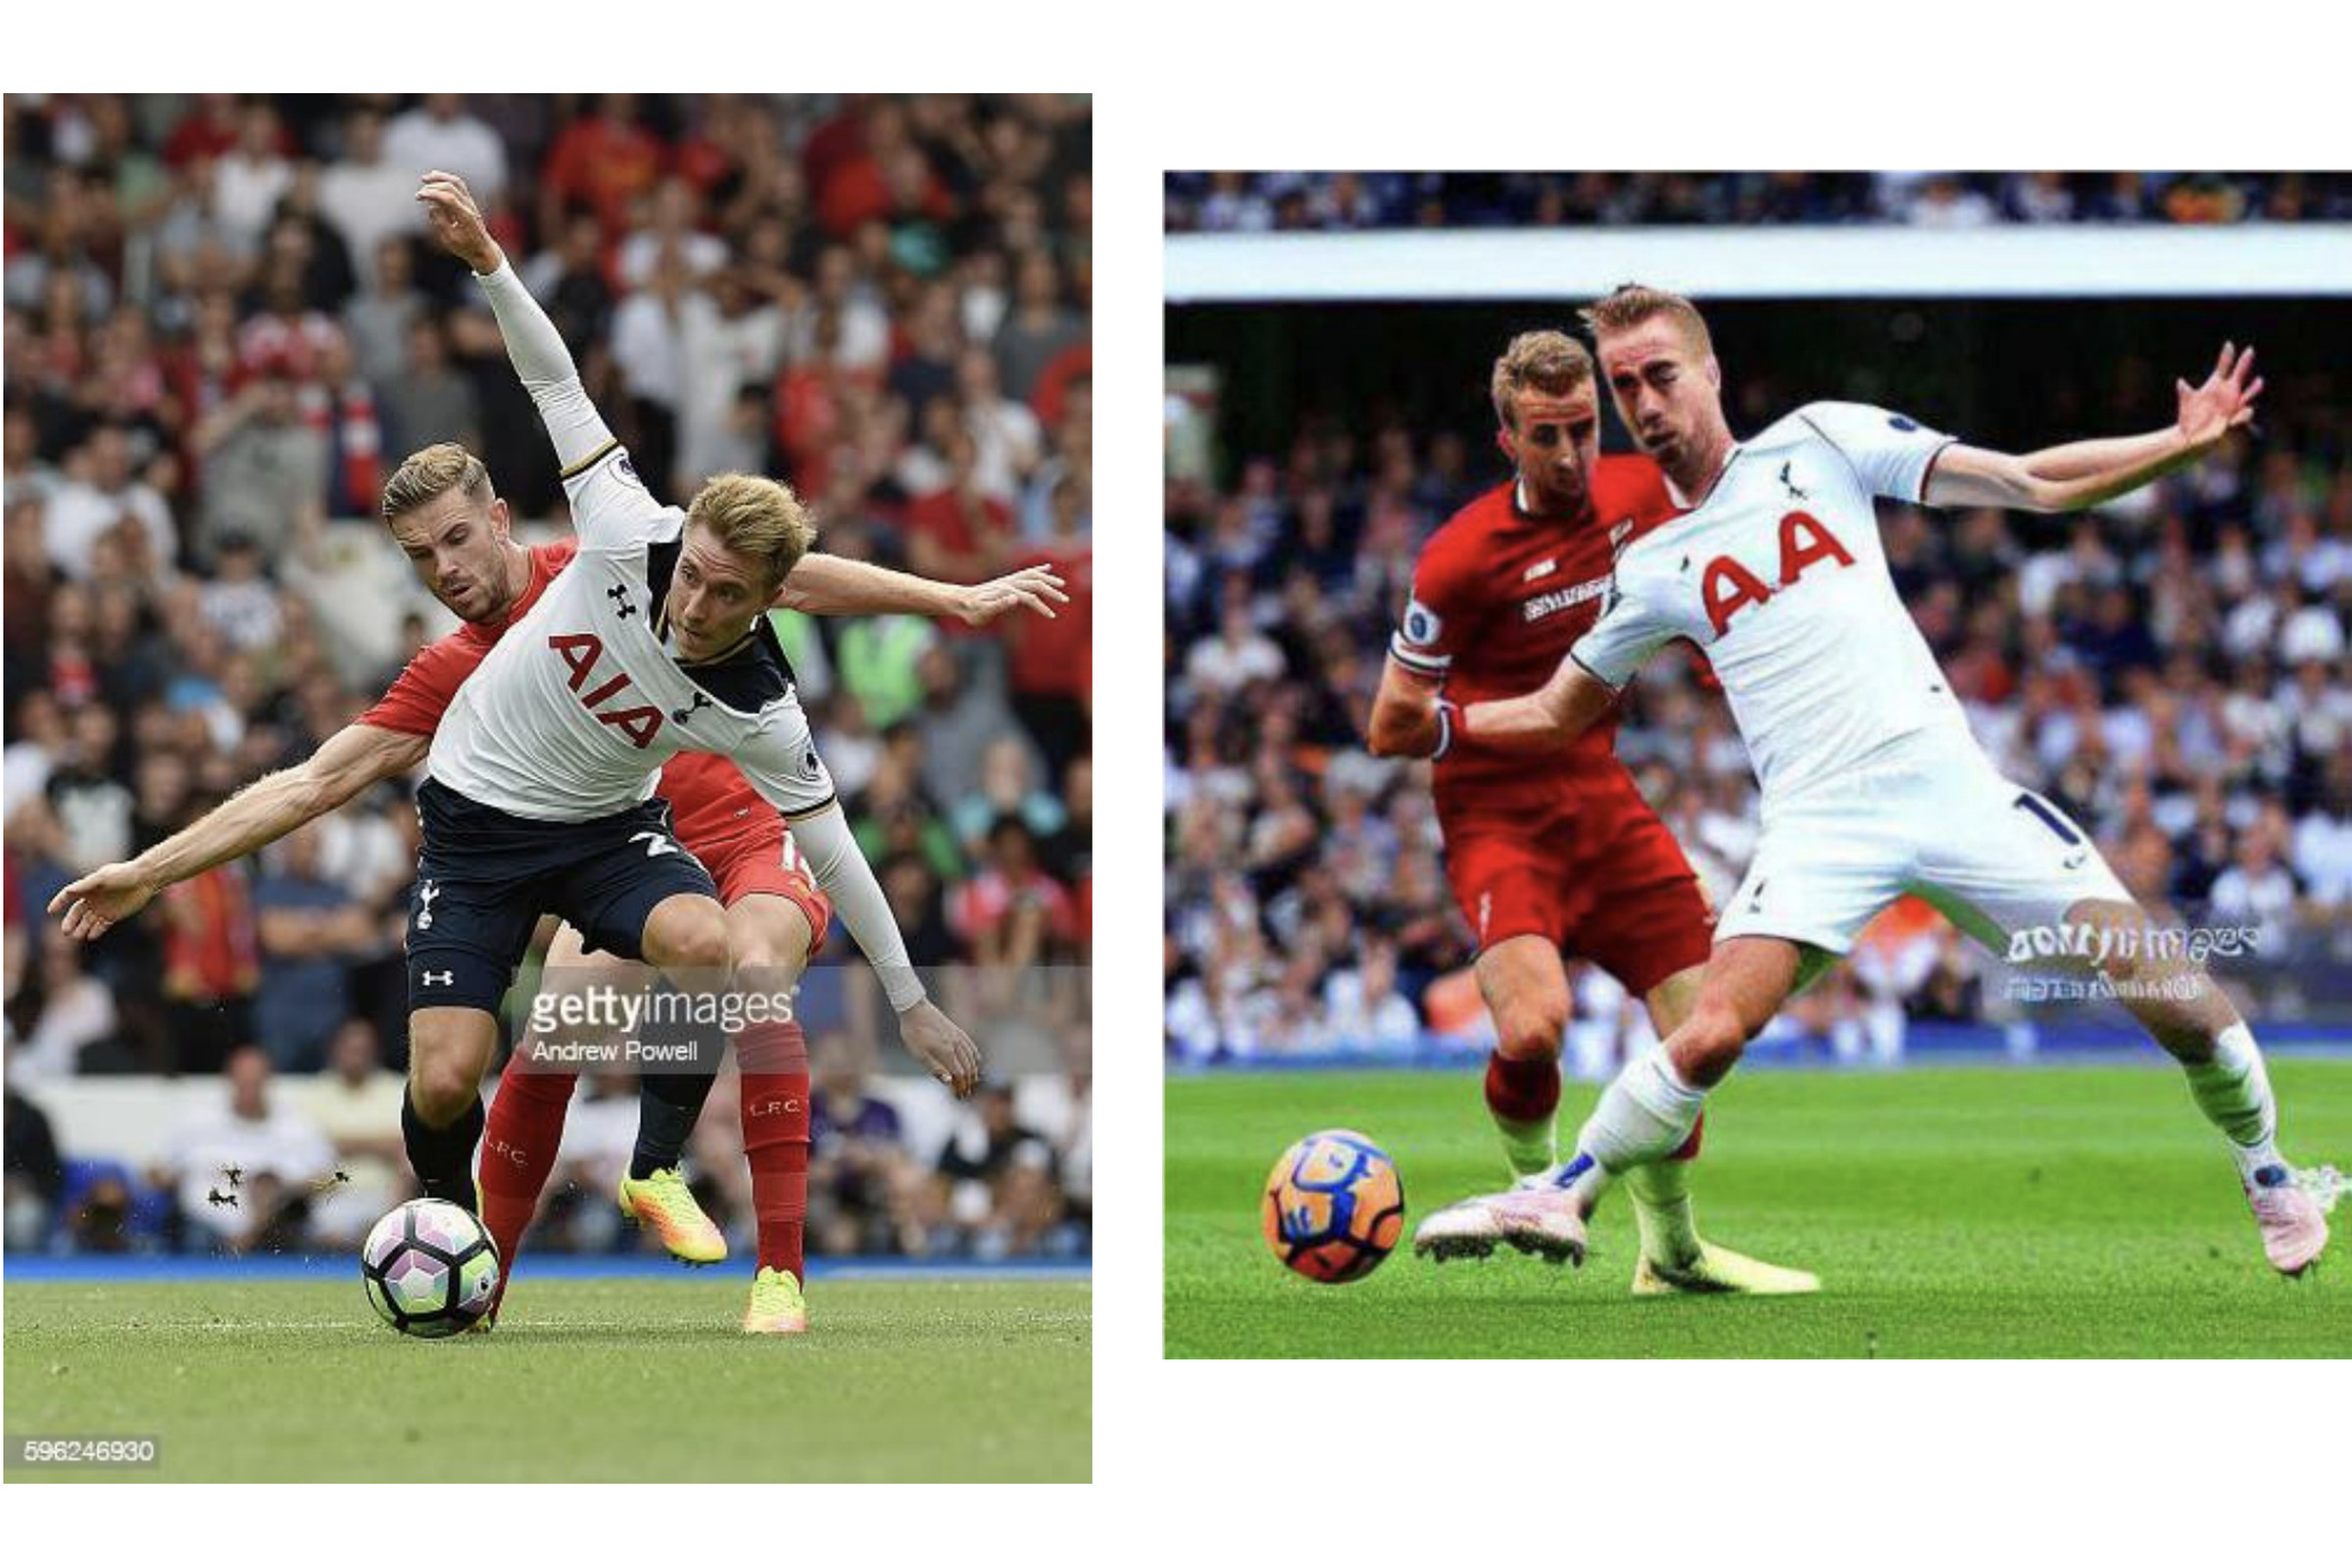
left=1167, top=1060, right=2350, bottom=1357
left=6, top=1277, right=1088, bottom=1481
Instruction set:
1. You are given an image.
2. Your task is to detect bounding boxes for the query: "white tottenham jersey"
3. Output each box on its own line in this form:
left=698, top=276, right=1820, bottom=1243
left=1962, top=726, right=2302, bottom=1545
left=1572, top=402, right=1968, bottom=800
left=427, top=442, right=834, bottom=824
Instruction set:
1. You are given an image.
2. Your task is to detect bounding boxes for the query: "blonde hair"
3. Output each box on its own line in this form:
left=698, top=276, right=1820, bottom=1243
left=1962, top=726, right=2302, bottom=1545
left=1580, top=283, right=1713, bottom=355
left=381, top=442, right=492, bottom=521
left=1490, top=330, right=1594, bottom=431
left=686, top=473, right=815, bottom=589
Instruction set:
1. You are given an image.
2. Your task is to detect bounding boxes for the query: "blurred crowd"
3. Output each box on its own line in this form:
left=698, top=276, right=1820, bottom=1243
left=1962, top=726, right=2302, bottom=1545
left=2, top=93, right=1091, bottom=1256
left=1166, top=172, right=2352, bottom=232
left=1164, top=353, right=2352, bottom=1063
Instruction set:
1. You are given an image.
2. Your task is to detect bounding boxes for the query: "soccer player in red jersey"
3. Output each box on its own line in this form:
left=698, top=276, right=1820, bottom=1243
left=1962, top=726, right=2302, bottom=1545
left=52, top=446, right=1063, bottom=1331
left=1366, top=330, right=1813, bottom=1294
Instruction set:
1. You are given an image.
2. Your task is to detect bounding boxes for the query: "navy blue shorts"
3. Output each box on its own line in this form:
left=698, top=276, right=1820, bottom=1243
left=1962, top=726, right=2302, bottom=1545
left=406, top=777, right=719, bottom=1014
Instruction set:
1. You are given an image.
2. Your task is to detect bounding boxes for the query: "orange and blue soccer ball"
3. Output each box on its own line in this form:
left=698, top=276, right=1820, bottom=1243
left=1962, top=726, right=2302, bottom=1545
left=1261, top=1129, right=1405, bottom=1283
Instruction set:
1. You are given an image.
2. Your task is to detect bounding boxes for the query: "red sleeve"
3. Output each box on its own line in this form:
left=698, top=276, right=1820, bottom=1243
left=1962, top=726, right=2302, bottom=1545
left=1393, top=514, right=1478, bottom=678
left=358, top=631, right=490, bottom=737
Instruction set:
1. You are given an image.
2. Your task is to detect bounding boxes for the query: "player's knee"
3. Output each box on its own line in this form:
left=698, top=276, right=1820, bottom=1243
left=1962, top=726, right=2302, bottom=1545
left=654, top=904, right=731, bottom=976
left=1675, top=998, right=1754, bottom=1084
left=1494, top=999, right=1569, bottom=1061
left=409, top=1053, right=479, bottom=1125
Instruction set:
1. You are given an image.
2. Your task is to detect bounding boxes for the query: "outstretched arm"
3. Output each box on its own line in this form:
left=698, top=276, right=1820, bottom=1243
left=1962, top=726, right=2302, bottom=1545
left=1925, top=342, right=2261, bottom=514
left=1460, top=657, right=1619, bottom=752
left=417, top=170, right=613, bottom=475
left=777, top=556, right=1068, bottom=627
left=47, top=722, right=427, bottom=940
left=785, top=805, right=982, bottom=1098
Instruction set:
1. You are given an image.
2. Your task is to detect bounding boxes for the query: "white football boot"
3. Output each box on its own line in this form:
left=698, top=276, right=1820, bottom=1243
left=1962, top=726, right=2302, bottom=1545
left=1413, top=1180, right=1587, bottom=1266
left=2247, top=1162, right=2338, bottom=1278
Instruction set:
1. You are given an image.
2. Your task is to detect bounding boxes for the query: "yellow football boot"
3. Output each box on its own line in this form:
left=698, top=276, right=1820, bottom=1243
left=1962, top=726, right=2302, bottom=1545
left=742, top=1266, right=810, bottom=1335
left=1633, top=1241, right=1820, bottom=1297
left=615, top=1166, right=727, bottom=1265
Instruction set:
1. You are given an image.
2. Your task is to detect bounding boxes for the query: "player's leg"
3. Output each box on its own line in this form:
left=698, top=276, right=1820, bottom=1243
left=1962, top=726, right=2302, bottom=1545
left=1475, top=935, right=1573, bottom=1177
left=476, top=919, right=634, bottom=1284
left=405, top=1005, right=503, bottom=1207
left=402, top=854, right=544, bottom=1212
left=1625, top=963, right=1709, bottom=1262
left=2071, top=893, right=2329, bottom=1274
left=1418, top=937, right=1803, bottom=1266
left=632, top=890, right=735, bottom=1169
left=1922, top=770, right=2331, bottom=1275
left=726, top=889, right=818, bottom=1334
left=561, top=818, right=735, bottom=1264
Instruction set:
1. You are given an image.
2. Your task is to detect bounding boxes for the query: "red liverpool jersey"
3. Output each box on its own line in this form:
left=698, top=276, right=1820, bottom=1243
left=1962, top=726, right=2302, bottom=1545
left=359, top=540, right=773, bottom=834
left=1390, top=456, right=1679, bottom=828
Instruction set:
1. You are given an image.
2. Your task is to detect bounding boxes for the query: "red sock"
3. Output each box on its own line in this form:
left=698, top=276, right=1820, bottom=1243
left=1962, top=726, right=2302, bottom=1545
left=737, top=1021, right=811, bottom=1281
left=1669, top=1111, right=1706, bottom=1162
left=1484, top=1050, right=1561, bottom=1126
left=479, top=1053, right=577, bottom=1281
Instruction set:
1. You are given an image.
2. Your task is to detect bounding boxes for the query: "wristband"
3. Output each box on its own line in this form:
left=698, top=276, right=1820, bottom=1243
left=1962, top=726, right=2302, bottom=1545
left=1433, top=699, right=1460, bottom=760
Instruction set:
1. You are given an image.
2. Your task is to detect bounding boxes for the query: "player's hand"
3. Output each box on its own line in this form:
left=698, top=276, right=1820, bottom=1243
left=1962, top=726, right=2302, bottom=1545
left=416, top=170, right=504, bottom=275
left=899, top=1001, right=982, bottom=1099
left=48, top=861, right=160, bottom=941
left=2176, top=342, right=2263, bottom=453
left=956, top=564, right=1068, bottom=627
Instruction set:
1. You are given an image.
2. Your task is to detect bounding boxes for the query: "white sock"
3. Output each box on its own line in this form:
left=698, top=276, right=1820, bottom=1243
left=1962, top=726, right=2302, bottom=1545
left=1544, top=1050, right=1709, bottom=1213
left=2183, top=1023, right=2282, bottom=1180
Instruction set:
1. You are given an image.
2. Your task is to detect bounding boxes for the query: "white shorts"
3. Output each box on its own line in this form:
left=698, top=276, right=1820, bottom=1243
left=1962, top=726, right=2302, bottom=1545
left=1715, top=729, right=2133, bottom=974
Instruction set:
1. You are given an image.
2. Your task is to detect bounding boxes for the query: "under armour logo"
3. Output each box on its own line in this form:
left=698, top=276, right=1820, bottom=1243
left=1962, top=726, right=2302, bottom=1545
left=1779, top=461, right=1808, bottom=501
left=422, top=969, right=455, bottom=987
left=607, top=583, right=636, bottom=620
left=416, top=880, right=440, bottom=930
left=1748, top=878, right=1768, bottom=912
left=671, top=691, right=714, bottom=723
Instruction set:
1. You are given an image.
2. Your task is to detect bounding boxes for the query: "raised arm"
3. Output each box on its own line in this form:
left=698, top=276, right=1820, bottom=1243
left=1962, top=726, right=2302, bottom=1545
left=1460, top=656, right=1619, bottom=752
left=777, top=555, right=1067, bottom=627
left=1925, top=342, right=2261, bottom=514
left=48, top=721, right=427, bottom=940
left=417, top=170, right=613, bottom=474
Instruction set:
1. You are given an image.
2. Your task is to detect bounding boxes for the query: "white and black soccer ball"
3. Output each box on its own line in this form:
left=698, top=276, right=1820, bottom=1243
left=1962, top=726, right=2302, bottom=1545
left=361, top=1199, right=501, bottom=1338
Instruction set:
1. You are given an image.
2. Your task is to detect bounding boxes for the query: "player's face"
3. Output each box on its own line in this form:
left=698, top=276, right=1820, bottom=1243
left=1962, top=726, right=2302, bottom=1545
left=1499, top=385, right=1600, bottom=516
left=390, top=489, right=515, bottom=625
left=1598, top=318, right=1720, bottom=471
left=666, top=525, right=775, bottom=661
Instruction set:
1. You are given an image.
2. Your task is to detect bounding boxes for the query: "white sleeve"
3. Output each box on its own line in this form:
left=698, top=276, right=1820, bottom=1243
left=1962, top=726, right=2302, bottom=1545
left=776, top=804, right=926, bottom=1012
left=1569, top=569, right=1677, bottom=691
left=473, top=261, right=612, bottom=470
left=1795, top=401, right=1959, bottom=504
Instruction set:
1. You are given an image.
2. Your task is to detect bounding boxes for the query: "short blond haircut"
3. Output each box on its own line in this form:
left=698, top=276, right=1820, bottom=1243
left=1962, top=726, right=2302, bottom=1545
left=1490, top=330, right=1595, bottom=431
left=686, top=473, right=815, bottom=589
left=1580, top=283, right=1713, bottom=355
left=381, top=442, right=492, bottom=521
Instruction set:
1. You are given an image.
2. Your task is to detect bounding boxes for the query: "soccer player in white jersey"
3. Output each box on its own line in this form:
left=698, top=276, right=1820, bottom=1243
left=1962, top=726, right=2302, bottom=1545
left=1417, top=284, right=2332, bottom=1280
left=382, top=170, right=977, bottom=1222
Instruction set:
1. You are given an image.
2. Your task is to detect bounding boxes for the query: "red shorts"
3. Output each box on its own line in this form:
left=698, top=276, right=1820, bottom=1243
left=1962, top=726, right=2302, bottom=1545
left=1442, top=797, right=1714, bottom=997
left=687, top=820, right=832, bottom=959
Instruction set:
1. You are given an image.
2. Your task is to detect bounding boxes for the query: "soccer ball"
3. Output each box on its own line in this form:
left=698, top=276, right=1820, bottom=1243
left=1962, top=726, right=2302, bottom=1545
left=1261, top=1129, right=1404, bottom=1283
left=361, top=1200, right=501, bottom=1338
